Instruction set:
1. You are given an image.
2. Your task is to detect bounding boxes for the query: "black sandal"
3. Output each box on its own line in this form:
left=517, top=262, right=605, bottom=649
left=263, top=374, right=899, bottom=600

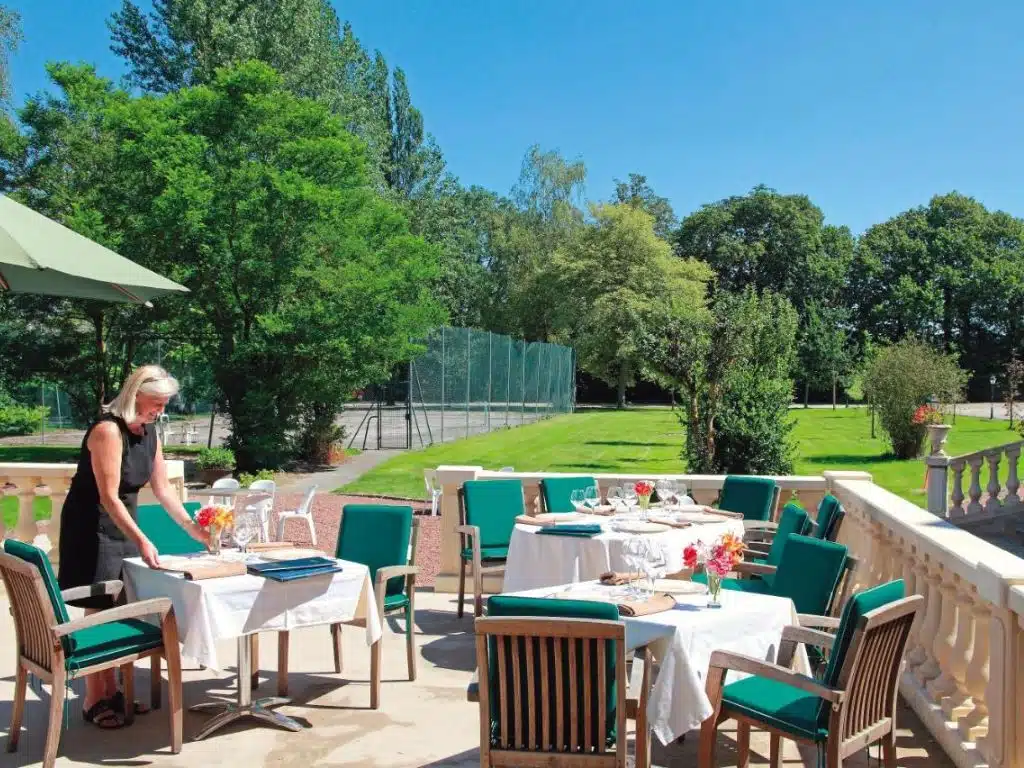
left=110, top=690, right=150, bottom=716
left=82, top=699, right=125, bottom=729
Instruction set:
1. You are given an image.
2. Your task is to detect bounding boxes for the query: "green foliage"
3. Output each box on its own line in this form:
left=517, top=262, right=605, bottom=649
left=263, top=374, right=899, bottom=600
left=0, top=401, right=47, bottom=437
left=238, top=469, right=274, bottom=486
left=194, top=446, right=236, bottom=471
left=798, top=301, right=850, bottom=404
left=0, top=3, right=21, bottom=107
left=863, top=338, right=967, bottom=459
left=612, top=173, right=677, bottom=241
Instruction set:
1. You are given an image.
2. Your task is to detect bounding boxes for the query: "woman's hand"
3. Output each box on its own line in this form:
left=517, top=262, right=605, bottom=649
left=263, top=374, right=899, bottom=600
left=139, top=537, right=160, bottom=568
left=188, top=523, right=211, bottom=548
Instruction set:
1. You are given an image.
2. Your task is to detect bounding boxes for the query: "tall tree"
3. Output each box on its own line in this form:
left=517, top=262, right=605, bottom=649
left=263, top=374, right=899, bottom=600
left=613, top=173, right=677, bottom=240
left=0, top=4, right=21, bottom=108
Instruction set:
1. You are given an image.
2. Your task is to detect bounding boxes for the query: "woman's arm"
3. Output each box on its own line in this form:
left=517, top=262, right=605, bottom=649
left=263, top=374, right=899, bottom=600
left=150, top=439, right=210, bottom=545
left=90, top=421, right=160, bottom=567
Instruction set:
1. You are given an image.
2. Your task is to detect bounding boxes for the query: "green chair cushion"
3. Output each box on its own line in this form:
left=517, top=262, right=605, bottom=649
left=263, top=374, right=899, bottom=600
left=771, top=535, right=849, bottom=615
left=486, top=595, right=619, bottom=749
left=66, top=618, right=163, bottom=671
left=462, top=479, right=524, bottom=549
left=719, top=476, right=778, bottom=522
left=337, top=505, right=413, bottom=598
left=384, top=593, right=410, bottom=612
left=461, top=546, right=509, bottom=561
left=822, top=579, right=905, bottom=688
left=765, top=504, right=810, bottom=570
left=540, top=476, right=597, bottom=513
left=3, top=538, right=70, bottom=624
left=137, top=502, right=203, bottom=555
left=723, top=675, right=828, bottom=742
left=813, top=495, right=842, bottom=541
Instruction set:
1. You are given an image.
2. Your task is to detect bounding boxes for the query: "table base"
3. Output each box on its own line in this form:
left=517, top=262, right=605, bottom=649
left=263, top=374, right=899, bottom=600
left=191, top=697, right=300, bottom=739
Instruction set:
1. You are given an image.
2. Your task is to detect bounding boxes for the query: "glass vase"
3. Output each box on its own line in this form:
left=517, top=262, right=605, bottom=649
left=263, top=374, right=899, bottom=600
left=638, top=496, right=650, bottom=521
left=706, top=571, right=723, bottom=608
left=207, top=525, right=222, bottom=556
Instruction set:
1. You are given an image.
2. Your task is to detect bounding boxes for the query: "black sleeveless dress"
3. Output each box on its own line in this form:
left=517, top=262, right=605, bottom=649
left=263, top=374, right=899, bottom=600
left=57, top=414, right=157, bottom=609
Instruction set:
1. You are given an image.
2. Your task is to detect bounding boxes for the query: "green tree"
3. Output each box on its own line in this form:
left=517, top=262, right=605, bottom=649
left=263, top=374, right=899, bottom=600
left=798, top=301, right=849, bottom=407
left=612, top=173, right=677, bottom=240
left=0, top=3, right=21, bottom=108
left=553, top=203, right=711, bottom=407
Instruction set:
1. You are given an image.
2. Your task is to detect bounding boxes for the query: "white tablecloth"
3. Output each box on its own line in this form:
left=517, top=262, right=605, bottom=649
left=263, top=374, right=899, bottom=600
left=509, top=581, right=808, bottom=745
left=122, top=556, right=382, bottom=670
left=502, top=518, right=745, bottom=593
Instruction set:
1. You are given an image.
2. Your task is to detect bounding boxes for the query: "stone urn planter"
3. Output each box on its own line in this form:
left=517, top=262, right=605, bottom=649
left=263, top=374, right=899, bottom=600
left=927, top=424, right=953, bottom=457
left=198, top=467, right=233, bottom=487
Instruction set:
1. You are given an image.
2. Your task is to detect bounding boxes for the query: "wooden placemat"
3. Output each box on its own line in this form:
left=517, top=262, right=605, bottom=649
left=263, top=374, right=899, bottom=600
left=515, top=512, right=588, bottom=527
left=247, top=541, right=299, bottom=552
left=157, top=558, right=248, bottom=581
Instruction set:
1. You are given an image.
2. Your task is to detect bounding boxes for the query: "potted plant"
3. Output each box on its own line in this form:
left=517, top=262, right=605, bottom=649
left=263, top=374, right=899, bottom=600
left=194, top=447, right=236, bottom=486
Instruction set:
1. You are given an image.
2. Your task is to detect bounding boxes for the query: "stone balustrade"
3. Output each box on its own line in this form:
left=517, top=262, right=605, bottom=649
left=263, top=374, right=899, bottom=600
left=929, top=439, right=1024, bottom=521
left=0, top=461, right=186, bottom=572
left=435, top=464, right=1024, bottom=767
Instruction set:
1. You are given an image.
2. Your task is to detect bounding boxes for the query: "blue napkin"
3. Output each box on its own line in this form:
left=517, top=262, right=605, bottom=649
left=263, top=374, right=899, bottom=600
left=535, top=524, right=602, bottom=538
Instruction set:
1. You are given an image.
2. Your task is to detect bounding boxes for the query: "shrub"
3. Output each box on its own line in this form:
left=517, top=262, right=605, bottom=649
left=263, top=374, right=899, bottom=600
left=194, top=446, right=236, bottom=471
left=0, top=403, right=48, bottom=437
left=238, top=469, right=274, bottom=486
left=863, top=338, right=966, bottom=459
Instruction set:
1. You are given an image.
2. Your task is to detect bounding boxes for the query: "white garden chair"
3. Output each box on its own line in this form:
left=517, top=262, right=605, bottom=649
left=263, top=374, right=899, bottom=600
left=243, top=479, right=276, bottom=542
left=207, top=477, right=239, bottom=508
left=277, top=485, right=318, bottom=545
left=424, top=470, right=443, bottom=516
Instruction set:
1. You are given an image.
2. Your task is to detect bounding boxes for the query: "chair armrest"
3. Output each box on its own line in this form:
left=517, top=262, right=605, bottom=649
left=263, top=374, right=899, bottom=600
left=743, top=520, right=777, bottom=531
left=53, top=598, right=174, bottom=638
left=60, top=580, right=124, bottom=603
left=733, top=561, right=777, bottom=577
left=455, top=525, right=479, bottom=539
left=781, top=624, right=836, bottom=650
left=798, top=614, right=841, bottom=629
left=708, top=650, right=843, bottom=704
left=375, top=565, right=419, bottom=584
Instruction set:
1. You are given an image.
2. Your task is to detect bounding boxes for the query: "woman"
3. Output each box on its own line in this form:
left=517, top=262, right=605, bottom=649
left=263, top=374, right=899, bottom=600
left=58, top=365, right=209, bottom=729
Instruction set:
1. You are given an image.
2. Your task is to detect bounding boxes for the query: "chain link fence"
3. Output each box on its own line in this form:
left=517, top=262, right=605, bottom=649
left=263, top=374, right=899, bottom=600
left=345, top=327, right=575, bottom=450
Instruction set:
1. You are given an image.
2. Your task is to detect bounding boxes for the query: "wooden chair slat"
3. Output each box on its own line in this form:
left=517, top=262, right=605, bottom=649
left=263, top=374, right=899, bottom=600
left=596, top=640, right=606, bottom=755
left=569, top=636, right=579, bottom=752
left=512, top=637, right=523, bottom=749
left=526, top=635, right=537, bottom=750
left=497, top=635, right=509, bottom=749
left=540, top=637, right=550, bottom=751
left=555, top=637, right=564, bottom=752
left=583, top=638, right=593, bottom=752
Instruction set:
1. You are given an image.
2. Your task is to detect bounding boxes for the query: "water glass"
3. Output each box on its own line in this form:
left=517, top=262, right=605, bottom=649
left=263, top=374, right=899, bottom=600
left=233, top=512, right=258, bottom=554
left=655, top=479, right=675, bottom=509
left=623, top=486, right=639, bottom=511
left=607, top=486, right=624, bottom=510
left=583, top=485, right=600, bottom=511
left=569, top=489, right=586, bottom=512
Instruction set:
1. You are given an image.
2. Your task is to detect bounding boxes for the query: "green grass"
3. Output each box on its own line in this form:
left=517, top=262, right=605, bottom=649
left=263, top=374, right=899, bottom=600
left=340, top=407, right=1020, bottom=504
left=0, top=443, right=206, bottom=463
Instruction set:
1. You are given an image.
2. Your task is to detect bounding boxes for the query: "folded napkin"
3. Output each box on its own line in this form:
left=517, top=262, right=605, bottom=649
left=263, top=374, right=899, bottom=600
left=600, top=571, right=643, bottom=586
left=617, top=592, right=676, bottom=617
left=647, top=515, right=692, bottom=529
left=157, top=559, right=248, bottom=581
left=247, top=541, right=298, bottom=552
left=704, top=506, right=743, bottom=519
left=535, top=523, right=603, bottom=538
left=515, top=512, right=586, bottom=527
left=589, top=504, right=616, bottom=516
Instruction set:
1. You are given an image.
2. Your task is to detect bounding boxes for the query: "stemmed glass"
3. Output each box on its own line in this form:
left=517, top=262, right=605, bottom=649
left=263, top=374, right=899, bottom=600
left=622, top=536, right=649, bottom=597
left=656, top=479, right=677, bottom=511
left=569, top=489, right=586, bottom=513
left=641, top=539, right=667, bottom=595
left=622, top=485, right=639, bottom=513
left=233, top=511, right=258, bottom=555
left=607, top=486, right=624, bottom=511
left=583, top=486, right=600, bottom=513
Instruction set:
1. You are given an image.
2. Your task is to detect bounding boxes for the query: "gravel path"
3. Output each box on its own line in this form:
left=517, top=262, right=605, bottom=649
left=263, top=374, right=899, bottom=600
left=256, top=493, right=441, bottom=586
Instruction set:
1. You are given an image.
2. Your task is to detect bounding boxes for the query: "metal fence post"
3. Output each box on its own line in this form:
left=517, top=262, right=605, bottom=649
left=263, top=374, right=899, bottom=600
left=466, top=329, right=471, bottom=439
left=521, top=340, right=527, bottom=425
left=486, top=331, right=493, bottom=434
left=506, top=336, right=512, bottom=428
left=440, top=327, right=445, bottom=443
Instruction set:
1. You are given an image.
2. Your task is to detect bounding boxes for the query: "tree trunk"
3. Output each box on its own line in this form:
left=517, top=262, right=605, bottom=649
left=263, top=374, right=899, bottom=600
left=616, top=363, right=627, bottom=409
left=832, top=374, right=837, bottom=410
left=804, top=382, right=809, bottom=408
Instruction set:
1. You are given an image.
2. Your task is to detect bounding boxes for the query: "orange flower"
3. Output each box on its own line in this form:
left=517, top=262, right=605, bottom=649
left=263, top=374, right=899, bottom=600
left=720, top=532, right=745, bottom=563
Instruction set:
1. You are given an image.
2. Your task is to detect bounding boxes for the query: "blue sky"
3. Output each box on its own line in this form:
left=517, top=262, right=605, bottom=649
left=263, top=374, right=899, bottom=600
left=8, top=1, right=1024, bottom=234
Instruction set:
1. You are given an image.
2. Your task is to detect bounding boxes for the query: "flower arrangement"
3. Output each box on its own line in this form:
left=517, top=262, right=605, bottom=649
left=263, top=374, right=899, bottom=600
left=683, top=532, right=746, bottom=607
left=911, top=404, right=943, bottom=426
left=196, top=505, right=233, bottom=554
left=634, top=480, right=654, bottom=511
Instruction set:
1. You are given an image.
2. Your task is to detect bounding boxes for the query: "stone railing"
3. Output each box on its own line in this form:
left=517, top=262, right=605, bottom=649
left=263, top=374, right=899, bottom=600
left=927, top=437, right=1024, bottom=521
left=0, top=461, right=186, bottom=572
left=435, top=464, right=1024, bottom=767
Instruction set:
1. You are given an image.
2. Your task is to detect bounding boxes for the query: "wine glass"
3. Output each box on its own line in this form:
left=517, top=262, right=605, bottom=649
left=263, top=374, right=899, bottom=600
left=233, top=511, right=258, bottom=555
left=642, top=539, right=667, bottom=595
left=569, top=489, right=586, bottom=513
left=607, top=486, right=624, bottom=511
left=583, top=486, right=599, bottom=512
left=623, top=485, right=639, bottom=512
left=657, top=479, right=678, bottom=511
left=622, top=536, right=649, bottom=597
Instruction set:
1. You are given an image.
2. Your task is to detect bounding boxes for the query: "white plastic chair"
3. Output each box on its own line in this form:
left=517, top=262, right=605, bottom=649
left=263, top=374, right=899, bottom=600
left=243, top=479, right=276, bottom=542
left=276, top=485, right=318, bottom=545
left=207, top=477, right=239, bottom=508
left=424, top=470, right=443, bottom=516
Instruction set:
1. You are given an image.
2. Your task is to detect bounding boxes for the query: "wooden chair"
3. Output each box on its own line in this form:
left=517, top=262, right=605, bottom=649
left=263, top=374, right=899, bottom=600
left=475, top=595, right=652, bottom=768
left=809, top=494, right=844, bottom=542
left=717, top=476, right=780, bottom=522
left=457, top=479, right=524, bottom=618
left=276, top=506, right=419, bottom=709
left=742, top=503, right=810, bottom=563
left=539, top=476, right=598, bottom=513
left=699, top=579, right=922, bottom=768
left=1, top=539, right=183, bottom=768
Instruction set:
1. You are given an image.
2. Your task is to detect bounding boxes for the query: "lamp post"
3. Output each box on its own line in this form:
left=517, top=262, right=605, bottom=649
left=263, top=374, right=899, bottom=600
left=990, top=374, right=997, bottom=419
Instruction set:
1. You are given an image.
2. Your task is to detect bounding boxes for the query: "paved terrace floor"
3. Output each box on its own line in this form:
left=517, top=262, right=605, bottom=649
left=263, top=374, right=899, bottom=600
left=1, top=590, right=952, bottom=768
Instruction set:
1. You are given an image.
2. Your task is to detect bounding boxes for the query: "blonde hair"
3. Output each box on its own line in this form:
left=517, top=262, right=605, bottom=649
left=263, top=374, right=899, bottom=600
left=103, top=364, right=180, bottom=424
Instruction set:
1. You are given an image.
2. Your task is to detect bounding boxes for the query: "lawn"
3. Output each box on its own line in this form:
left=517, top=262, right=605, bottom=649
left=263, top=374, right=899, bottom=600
left=340, top=407, right=1020, bottom=504
left=0, top=443, right=206, bottom=463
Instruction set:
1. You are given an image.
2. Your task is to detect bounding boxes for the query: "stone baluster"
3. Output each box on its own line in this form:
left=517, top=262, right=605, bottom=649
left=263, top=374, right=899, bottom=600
left=13, top=476, right=41, bottom=545
left=926, top=575, right=962, bottom=699
left=906, top=556, right=934, bottom=669
left=914, top=564, right=945, bottom=683
left=985, top=451, right=1004, bottom=514
left=958, top=600, right=991, bottom=742
left=978, top=605, right=1021, bottom=768
left=967, top=457, right=984, bottom=515
left=1004, top=445, right=1022, bottom=513
left=936, top=583, right=975, bottom=717
left=949, top=459, right=966, bottom=517
left=870, top=521, right=893, bottom=586
left=901, top=545, right=926, bottom=662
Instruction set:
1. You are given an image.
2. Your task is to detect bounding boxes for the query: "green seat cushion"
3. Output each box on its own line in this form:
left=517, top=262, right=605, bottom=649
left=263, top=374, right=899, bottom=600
left=765, top=504, right=810, bottom=569
left=813, top=495, right=842, bottom=541
left=337, top=505, right=413, bottom=598
left=461, top=546, right=509, bottom=561
left=384, top=593, right=410, bottom=612
left=137, top=502, right=203, bottom=555
left=3, top=538, right=69, bottom=625
left=822, top=579, right=905, bottom=687
left=486, top=596, right=619, bottom=749
left=66, top=618, right=163, bottom=671
left=719, top=476, right=778, bottom=522
left=540, top=476, right=598, bottom=513
left=771, top=535, right=848, bottom=615
left=462, top=479, right=524, bottom=550
left=723, top=675, right=828, bottom=742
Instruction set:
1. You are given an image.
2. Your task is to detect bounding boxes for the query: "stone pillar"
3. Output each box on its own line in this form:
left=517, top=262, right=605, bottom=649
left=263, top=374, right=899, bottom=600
left=958, top=600, right=991, bottom=742
left=926, top=454, right=950, bottom=517
left=434, top=465, right=484, bottom=594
